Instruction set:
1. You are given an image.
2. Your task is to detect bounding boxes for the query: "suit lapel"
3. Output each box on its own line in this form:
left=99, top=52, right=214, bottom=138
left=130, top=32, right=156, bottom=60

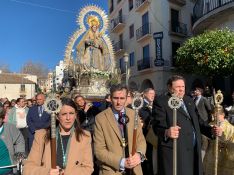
left=105, top=108, right=122, bottom=142
left=178, top=97, right=192, bottom=118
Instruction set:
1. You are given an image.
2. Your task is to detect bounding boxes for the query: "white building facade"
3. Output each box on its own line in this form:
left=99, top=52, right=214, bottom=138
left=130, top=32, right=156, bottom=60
left=54, top=60, right=65, bottom=91
left=0, top=73, right=36, bottom=100
left=108, top=0, right=195, bottom=93
left=45, top=72, right=53, bottom=93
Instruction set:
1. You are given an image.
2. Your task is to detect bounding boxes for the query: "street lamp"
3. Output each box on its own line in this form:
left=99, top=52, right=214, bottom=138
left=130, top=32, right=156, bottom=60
left=124, top=53, right=129, bottom=86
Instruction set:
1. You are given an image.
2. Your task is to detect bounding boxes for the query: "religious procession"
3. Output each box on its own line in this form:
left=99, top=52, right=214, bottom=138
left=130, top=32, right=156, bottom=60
left=0, top=1, right=234, bottom=175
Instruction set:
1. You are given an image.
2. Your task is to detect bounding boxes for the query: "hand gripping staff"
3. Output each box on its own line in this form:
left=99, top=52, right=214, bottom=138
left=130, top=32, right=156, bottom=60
left=44, top=94, right=62, bottom=169
left=168, top=94, right=182, bottom=175
left=213, top=89, right=223, bottom=175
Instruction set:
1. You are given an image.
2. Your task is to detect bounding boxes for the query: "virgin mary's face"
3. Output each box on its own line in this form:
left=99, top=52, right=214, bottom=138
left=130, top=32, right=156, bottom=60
left=92, top=25, right=97, bottom=32
left=58, top=105, right=76, bottom=132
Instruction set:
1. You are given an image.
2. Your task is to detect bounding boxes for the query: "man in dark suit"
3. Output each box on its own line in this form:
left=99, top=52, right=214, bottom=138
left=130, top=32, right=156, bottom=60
left=26, top=93, right=50, bottom=151
left=152, top=75, right=222, bottom=175
left=139, top=88, right=155, bottom=175
left=194, top=87, right=212, bottom=122
left=194, top=87, right=213, bottom=160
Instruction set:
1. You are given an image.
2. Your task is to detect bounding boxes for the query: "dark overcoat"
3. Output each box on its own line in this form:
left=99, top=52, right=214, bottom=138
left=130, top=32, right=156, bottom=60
left=152, top=94, right=213, bottom=175
left=26, top=105, right=50, bottom=150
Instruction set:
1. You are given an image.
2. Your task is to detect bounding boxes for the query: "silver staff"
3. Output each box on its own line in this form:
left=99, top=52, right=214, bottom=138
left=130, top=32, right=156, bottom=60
left=131, top=92, right=144, bottom=155
left=44, top=94, right=62, bottom=169
left=213, top=90, right=223, bottom=175
left=168, top=94, right=181, bottom=175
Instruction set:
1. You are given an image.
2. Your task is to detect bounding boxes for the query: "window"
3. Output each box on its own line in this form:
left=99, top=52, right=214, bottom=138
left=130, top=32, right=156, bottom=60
left=143, top=44, right=150, bottom=59
left=21, top=84, right=25, bottom=92
left=171, top=9, right=179, bottom=32
left=142, top=12, right=149, bottom=35
left=119, top=58, right=125, bottom=73
left=129, top=52, right=135, bottom=67
left=143, top=44, right=150, bottom=67
left=109, top=0, right=114, bottom=13
left=119, top=34, right=123, bottom=49
left=118, top=9, right=123, bottom=23
left=129, top=0, right=133, bottom=11
left=129, top=24, right=134, bottom=39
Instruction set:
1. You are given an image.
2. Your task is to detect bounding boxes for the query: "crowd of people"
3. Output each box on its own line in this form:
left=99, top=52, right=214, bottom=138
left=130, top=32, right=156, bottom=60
left=0, top=75, right=233, bottom=175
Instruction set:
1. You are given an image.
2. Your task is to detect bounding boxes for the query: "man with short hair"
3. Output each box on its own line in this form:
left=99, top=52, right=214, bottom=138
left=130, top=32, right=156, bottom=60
left=139, top=88, right=156, bottom=175
left=8, top=98, right=29, bottom=154
left=194, top=87, right=213, bottom=161
left=152, top=75, right=222, bottom=175
left=26, top=93, right=50, bottom=151
left=94, top=84, right=146, bottom=175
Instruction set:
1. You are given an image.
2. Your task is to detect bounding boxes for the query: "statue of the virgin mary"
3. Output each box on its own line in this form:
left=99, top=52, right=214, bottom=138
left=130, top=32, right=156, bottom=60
left=76, top=15, right=106, bottom=71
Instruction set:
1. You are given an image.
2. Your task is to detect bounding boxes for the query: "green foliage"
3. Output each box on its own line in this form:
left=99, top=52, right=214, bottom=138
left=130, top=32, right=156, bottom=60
left=176, top=28, right=234, bottom=76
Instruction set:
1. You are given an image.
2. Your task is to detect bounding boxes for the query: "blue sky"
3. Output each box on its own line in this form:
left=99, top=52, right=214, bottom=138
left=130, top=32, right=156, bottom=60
left=0, top=0, right=108, bottom=72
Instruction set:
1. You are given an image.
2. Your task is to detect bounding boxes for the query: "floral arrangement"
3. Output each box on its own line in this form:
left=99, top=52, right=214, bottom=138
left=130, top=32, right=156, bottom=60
left=81, top=69, right=111, bottom=79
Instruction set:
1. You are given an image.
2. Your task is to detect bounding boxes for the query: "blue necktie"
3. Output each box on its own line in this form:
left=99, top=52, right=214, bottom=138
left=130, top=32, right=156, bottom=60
left=181, top=101, right=196, bottom=146
left=181, top=101, right=189, bottom=116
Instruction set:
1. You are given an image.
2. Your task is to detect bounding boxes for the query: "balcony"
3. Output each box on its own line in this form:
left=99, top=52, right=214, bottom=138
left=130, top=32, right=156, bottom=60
left=168, top=0, right=186, bottom=6
left=137, top=57, right=153, bottom=71
left=193, top=0, right=234, bottom=34
left=113, top=40, right=125, bottom=56
left=111, top=16, right=125, bottom=33
left=169, top=21, right=188, bottom=37
left=193, top=0, right=234, bottom=23
left=136, top=23, right=152, bottom=42
left=135, top=0, right=151, bottom=13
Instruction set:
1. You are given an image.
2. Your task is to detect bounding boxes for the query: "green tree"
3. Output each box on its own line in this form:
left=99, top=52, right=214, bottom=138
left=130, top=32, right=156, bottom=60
left=176, top=29, right=234, bottom=76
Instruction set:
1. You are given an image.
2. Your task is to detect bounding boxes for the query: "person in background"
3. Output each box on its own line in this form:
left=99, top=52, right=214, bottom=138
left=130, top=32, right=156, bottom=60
left=10, top=99, right=16, bottom=108
left=0, top=98, right=3, bottom=107
left=152, top=75, right=222, bottom=175
left=26, top=99, right=33, bottom=108
left=8, top=97, right=29, bottom=155
left=203, top=107, right=234, bottom=175
left=125, top=91, right=134, bottom=109
left=139, top=88, right=156, bottom=175
left=194, top=87, right=213, bottom=161
left=27, top=93, right=50, bottom=151
left=94, top=84, right=146, bottom=175
left=3, top=101, right=11, bottom=122
left=31, top=97, right=37, bottom=106
left=74, top=95, right=99, bottom=135
left=23, top=98, right=93, bottom=175
left=0, top=98, right=9, bottom=107
left=0, top=106, right=25, bottom=175
left=225, top=90, right=234, bottom=124
left=98, top=94, right=112, bottom=112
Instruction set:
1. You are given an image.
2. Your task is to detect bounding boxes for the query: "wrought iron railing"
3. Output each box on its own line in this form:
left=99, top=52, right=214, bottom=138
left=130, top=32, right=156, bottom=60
left=136, top=23, right=151, bottom=40
left=193, top=0, right=234, bottom=23
left=114, top=40, right=124, bottom=52
left=111, top=15, right=125, bottom=30
left=169, top=21, right=187, bottom=36
left=136, top=0, right=148, bottom=8
left=137, top=57, right=152, bottom=71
